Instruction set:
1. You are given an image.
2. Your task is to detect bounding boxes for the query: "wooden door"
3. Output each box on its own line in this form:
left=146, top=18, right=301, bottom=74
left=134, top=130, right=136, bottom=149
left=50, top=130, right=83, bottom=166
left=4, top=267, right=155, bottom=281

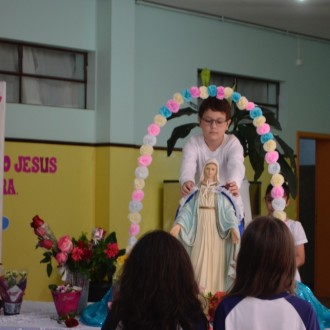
left=314, top=139, right=330, bottom=297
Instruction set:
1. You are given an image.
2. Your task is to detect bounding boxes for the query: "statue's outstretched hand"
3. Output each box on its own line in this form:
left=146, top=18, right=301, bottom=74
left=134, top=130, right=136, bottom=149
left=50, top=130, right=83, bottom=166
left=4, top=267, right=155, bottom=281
left=231, top=228, right=240, bottom=245
left=170, top=224, right=181, bottom=237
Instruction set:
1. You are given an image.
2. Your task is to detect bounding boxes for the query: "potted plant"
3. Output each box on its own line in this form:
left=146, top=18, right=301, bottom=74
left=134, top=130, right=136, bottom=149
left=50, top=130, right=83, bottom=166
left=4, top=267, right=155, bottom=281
left=166, top=71, right=297, bottom=198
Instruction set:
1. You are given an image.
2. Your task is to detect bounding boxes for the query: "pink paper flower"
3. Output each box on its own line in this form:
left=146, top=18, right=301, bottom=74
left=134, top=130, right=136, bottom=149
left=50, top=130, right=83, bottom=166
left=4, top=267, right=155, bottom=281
left=132, top=189, right=144, bottom=202
left=271, top=186, right=284, bottom=199
left=246, top=102, right=255, bottom=110
left=265, top=150, right=279, bottom=164
left=56, top=251, right=68, bottom=265
left=138, top=154, right=152, bottom=167
left=166, top=99, right=180, bottom=113
left=257, top=123, right=270, bottom=135
left=189, top=86, right=200, bottom=98
left=129, top=223, right=140, bottom=237
left=216, top=86, right=225, bottom=99
left=147, top=123, right=160, bottom=136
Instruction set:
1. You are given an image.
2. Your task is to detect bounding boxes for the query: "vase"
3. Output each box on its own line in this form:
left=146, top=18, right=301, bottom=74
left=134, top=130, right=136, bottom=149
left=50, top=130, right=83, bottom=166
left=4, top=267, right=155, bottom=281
left=51, top=290, right=81, bottom=318
left=0, top=274, right=27, bottom=315
left=88, top=281, right=112, bottom=302
left=65, top=271, right=89, bottom=315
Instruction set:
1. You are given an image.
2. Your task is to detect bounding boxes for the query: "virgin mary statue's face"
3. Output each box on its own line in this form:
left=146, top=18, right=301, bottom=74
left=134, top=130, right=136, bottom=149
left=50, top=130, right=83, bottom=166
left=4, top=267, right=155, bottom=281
left=203, top=163, right=217, bottom=182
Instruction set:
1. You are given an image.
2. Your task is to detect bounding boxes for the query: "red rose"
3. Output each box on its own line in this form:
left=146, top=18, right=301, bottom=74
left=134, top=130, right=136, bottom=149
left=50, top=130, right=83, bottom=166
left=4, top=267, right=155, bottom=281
left=104, top=243, right=119, bottom=258
left=39, top=239, right=53, bottom=250
left=31, top=215, right=44, bottom=229
left=65, top=317, right=79, bottom=327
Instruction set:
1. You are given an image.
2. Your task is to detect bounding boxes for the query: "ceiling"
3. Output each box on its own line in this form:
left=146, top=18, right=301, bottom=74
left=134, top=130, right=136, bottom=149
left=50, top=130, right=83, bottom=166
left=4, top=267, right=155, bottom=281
left=137, top=0, right=330, bottom=42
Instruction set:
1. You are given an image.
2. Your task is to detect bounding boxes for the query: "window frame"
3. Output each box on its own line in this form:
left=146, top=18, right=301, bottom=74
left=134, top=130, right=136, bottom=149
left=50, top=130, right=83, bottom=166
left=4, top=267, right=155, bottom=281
left=0, top=39, right=88, bottom=109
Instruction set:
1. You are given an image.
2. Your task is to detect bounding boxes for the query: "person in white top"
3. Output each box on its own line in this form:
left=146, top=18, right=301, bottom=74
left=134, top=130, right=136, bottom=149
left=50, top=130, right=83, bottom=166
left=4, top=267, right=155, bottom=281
left=265, top=182, right=307, bottom=281
left=179, top=97, right=246, bottom=231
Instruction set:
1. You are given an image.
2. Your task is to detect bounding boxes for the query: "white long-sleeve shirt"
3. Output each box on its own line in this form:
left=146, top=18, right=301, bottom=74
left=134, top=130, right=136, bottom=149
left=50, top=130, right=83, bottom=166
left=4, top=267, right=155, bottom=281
left=179, top=134, right=245, bottom=220
left=180, top=134, right=245, bottom=188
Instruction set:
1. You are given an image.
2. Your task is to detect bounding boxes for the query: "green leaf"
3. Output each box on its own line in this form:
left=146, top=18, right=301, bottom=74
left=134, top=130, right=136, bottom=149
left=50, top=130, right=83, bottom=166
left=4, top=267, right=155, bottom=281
left=167, top=123, right=199, bottom=156
left=46, top=262, right=53, bottom=277
left=277, top=154, right=297, bottom=198
left=274, top=135, right=296, bottom=172
left=200, top=68, right=211, bottom=86
left=105, top=232, right=117, bottom=244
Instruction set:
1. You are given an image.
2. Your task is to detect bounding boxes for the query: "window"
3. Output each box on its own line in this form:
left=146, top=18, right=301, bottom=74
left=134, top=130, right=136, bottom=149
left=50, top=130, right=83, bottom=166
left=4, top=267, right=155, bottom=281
left=0, top=40, right=88, bottom=109
left=198, top=69, right=280, bottom=119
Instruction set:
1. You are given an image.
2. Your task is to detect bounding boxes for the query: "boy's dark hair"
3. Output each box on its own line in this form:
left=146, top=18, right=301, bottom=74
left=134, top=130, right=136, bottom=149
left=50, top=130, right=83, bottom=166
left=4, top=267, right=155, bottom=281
left=265, top=182, right=290, bottom=200
left=198, top=97, right=231, bottom=120
left=228, top=216, right=296, bottom=298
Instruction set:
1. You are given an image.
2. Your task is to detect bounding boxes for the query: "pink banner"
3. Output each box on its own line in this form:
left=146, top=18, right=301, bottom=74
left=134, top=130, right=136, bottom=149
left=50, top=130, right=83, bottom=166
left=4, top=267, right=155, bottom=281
left=0, top=81, right=6, bottom=269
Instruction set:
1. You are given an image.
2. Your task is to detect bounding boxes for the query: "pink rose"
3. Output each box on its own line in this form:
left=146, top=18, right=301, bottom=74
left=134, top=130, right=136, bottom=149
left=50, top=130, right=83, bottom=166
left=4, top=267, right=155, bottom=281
left=132, top=189, right=144, bottom=202
left=92, top=227, right=105, bottom=241
left=189, top=86, right=200, bottom=98
left=57, top=235, right=73, bottom=253
left=55, top=251, right=68, bottom=265
left=147, top=123, right=160, bottom=136
left=39, top=239, right=53, bottom=250
left=216, top=86, right=225, bottom=100
left=265, top=151, right=279, bottom=164
left=166, top=99, right=180, bottom=113
left=138, top=154, right=152, bottom=167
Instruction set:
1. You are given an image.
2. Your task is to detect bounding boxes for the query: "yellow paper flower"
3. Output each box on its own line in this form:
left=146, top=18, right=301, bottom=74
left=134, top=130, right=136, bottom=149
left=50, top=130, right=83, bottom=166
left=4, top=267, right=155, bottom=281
left=128, top=212, right=142, bottom=224
left=199, top=86, right=209, bottom=99
left=273, top=210, right=286, bottom=221
left=140, top=145, right=153, bottom=156
left=253, top=116, right=266, bottom=128
left=173, top=92, right=184, bottom=105
left=154, top=114, right=167, bottom=127
left=270, top=173, right=285, bottom=187
left=134, top=178, right=145, bottom=190
left=224, top=87, right=233, bottom=99
left=237, top=96, right=248, bottom=110
left=263, top=139, right=277, bottom=152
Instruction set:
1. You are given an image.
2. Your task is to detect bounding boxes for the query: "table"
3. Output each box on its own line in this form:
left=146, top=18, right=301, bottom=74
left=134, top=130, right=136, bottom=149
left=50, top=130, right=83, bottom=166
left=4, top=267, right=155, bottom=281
left=0, top=301, right=100, bottom=330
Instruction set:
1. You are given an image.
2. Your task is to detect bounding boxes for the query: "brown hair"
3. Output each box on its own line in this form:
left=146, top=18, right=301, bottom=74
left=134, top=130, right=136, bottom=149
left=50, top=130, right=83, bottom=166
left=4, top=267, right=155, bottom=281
left=198, top=97, right=231, bottom=120
left=228, top=216, right=296, bottom=297
left=110, top=230, right=208, bottom=330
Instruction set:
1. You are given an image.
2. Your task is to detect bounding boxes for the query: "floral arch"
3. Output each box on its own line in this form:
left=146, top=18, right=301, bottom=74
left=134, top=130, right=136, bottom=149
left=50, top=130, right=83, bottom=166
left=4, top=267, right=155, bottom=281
left=126, top=85, right=287, bottom=250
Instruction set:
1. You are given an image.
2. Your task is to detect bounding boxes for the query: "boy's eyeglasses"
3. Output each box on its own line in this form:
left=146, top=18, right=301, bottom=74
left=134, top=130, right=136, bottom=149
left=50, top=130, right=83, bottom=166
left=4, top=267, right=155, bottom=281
left=201, top=118, right=228, bottom=127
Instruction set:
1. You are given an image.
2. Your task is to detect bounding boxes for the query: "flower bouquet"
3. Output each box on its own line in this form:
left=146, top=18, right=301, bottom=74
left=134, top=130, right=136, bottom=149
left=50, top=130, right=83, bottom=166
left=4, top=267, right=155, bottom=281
left=30, top=215, right=125, bottom=282
left=0, top=270, right=28, bottom=315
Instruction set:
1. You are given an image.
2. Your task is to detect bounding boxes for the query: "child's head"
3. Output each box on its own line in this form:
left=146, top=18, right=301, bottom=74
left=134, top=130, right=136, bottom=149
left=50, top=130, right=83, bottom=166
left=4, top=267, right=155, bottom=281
left=198, top=97, right=231, bottom=120
left=265, top=183, right=290, bottom=215
left=230, top=216, right=296, bottom=297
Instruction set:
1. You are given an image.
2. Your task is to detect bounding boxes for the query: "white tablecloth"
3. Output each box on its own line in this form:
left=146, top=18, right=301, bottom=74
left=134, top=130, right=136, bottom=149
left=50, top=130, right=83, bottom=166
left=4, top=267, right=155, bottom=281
left=0, top=301, right=100, bottom=330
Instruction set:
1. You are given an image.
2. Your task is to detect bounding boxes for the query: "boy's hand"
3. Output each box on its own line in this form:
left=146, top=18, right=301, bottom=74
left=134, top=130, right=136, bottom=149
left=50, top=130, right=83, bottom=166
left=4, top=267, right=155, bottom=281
left=181, top=181, right=195, bottom=196
left=226, top=181, right=239, bottom=197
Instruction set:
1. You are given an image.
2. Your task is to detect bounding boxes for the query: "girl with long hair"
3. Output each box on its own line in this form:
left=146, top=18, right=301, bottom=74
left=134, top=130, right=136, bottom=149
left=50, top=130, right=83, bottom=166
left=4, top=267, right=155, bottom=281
left=101, top=230, right=208, bottom=330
